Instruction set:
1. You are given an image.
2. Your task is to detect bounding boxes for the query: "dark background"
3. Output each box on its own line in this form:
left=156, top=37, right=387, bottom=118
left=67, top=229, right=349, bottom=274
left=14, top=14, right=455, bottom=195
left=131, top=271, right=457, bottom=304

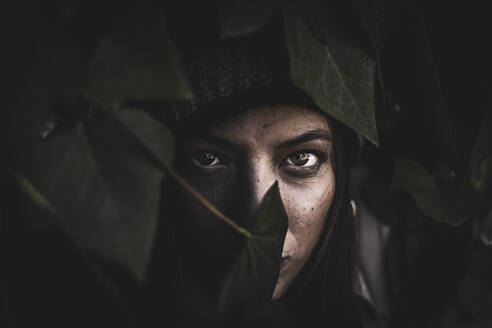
left=2, top=1, right=491, bottom=327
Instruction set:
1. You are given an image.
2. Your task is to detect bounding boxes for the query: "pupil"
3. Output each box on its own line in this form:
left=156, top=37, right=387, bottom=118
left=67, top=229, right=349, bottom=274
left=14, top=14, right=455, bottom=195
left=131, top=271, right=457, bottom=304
left=292, top=153, right=310, bottom=165
left=197, top=152, right=216, bottom=165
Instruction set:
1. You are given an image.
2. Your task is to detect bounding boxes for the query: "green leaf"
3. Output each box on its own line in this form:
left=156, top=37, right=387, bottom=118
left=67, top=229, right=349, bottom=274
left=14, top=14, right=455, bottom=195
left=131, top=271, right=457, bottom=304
left=12, top=174, right=138, bottom=321
left=471, top=111, right=492, bottom=193
left=24, top=109, right=174, bottom=281
left=475, top=157, right=492, bottom=193
left=390, top=157, right=488, bottom=226
left=283, top=3, right=378, bottom=144
left=85, top=19, right=192, bottom=106
left=218, top=182, right=289, bottom=320
left=218, top=0, right=282, bottom=38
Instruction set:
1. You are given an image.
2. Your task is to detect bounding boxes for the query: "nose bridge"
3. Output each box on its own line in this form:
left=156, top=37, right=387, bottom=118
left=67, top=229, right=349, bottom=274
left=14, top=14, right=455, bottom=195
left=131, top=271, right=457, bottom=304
left=249, top=155, right=275, bottom=208
left=236, top=154, right=276, bottom=225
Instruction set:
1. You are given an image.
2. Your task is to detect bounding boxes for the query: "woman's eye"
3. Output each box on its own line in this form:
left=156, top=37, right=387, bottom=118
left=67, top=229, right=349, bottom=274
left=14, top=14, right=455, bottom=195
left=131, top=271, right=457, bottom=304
left=192, top=151, right=223, bottom=167
left=284, top=152, right=319, bottom=167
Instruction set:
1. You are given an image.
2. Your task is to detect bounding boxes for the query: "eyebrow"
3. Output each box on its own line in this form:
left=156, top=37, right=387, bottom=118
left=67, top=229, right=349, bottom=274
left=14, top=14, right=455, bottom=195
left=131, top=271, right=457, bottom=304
left=276, top=129, right=332, bottom=148
left=192, top=128, right=332, bottom=149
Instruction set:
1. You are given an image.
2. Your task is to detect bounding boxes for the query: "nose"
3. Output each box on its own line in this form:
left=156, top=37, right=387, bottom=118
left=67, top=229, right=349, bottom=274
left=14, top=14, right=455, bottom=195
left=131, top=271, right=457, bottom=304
left=227, top=155, right=277, bottom=227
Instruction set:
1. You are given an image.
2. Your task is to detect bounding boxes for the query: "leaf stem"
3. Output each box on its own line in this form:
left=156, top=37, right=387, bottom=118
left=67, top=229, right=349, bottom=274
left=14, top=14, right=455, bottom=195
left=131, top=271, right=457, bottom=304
left=93, top=102, right=252, bottom=239
left=165, top=167, right=252, bottom=238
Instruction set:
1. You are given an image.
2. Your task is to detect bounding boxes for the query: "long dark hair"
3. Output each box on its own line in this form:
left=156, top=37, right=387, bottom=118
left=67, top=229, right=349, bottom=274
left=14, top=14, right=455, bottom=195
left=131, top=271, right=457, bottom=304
left=282, top=117, right=360, bottom=327
left=159, top=103, right=360, bottom=327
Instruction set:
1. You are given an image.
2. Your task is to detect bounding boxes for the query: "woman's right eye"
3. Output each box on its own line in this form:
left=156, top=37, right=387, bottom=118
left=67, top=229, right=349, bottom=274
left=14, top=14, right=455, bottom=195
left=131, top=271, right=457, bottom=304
left=192, top=151, right=223, bottom=167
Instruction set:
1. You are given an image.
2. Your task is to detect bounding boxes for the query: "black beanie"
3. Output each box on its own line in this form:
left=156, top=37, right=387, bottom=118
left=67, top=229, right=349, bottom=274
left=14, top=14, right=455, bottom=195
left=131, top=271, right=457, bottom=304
left=162, top=17, right=362, bottom=163
left=164, top=16, right=303, bottom=122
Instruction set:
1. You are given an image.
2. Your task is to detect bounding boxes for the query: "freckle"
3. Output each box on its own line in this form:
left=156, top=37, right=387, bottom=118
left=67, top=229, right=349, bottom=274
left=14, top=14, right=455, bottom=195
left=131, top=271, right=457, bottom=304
left=311, top=207, right=314, bottom=212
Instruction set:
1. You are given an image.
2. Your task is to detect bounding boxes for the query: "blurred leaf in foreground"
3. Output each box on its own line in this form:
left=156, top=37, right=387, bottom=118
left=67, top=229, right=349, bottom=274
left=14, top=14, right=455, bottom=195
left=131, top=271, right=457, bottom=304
left=283, top=3, right=378, bottom=145
left=474, top=157, right=492, bottom=194
left=86, top=18, right=192, bottom=106
left=471, top=110, right=492, bottom=192
left=12, top=174, right=137, bottom=323
left=25, top=109, right=174, bottom=281
left=391, top=157, right=489, bottom=226
left=218, top=182, right=290, bottom=324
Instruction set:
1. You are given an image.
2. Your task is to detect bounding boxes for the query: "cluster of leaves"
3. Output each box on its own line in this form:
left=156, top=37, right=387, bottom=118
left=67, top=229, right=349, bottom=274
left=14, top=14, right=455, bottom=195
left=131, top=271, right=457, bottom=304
left=15, top=99, right=291, bottom=325
left=4, top=0, right=491, bottom=327
left=389, top=111, right=492, bottom=324
left=7, top=2, right=304, bottom=325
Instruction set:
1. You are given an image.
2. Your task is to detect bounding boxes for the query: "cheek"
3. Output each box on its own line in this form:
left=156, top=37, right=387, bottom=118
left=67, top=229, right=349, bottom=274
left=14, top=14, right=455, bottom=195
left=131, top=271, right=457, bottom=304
left=280, top=168, right=335, bottom=257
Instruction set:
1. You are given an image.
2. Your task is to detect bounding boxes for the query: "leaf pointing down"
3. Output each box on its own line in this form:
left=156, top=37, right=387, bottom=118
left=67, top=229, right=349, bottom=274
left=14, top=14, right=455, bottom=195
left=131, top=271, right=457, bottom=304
left=218, top=182, right=289, bottom=319
left=25, top=109, right=174, bottom=281
left=284, top=4, right=378, bottom=144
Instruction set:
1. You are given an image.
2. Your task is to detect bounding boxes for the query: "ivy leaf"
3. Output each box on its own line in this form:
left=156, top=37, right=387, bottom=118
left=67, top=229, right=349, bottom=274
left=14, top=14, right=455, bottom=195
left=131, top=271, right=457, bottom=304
left=25, top=109, right=174, bottom=281
left=217, top=0, right=282, bottom=39
left=475, top=157, right=492, bottom=195
left=471, top=110, right=492, bottom=193
left=85, top=19, right=192, bottom=106
left=351, top=0, right=385, bottom=91
left=218, top=182, right=289, bottom=320
left=12, top=174, right=137, bottom=321
left=283, top=3, right=378, bottom=144
left=390, top=157, right=488, bottom=226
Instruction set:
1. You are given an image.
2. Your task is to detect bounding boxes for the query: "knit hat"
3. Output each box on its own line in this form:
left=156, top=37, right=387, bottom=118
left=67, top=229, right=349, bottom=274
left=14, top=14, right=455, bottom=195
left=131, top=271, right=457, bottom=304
left=162, top=17, right=362, bottom=162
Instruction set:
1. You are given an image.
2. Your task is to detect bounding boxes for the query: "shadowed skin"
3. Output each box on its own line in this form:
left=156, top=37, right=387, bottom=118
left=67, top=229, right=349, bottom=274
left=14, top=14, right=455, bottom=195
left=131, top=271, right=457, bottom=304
left=175, top=105, right=335, bottom=300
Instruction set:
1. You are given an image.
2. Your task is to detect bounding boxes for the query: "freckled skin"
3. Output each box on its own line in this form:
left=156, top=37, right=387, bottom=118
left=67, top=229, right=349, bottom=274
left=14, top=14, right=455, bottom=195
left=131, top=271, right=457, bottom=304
left=176, top=105, right=335, bottom=300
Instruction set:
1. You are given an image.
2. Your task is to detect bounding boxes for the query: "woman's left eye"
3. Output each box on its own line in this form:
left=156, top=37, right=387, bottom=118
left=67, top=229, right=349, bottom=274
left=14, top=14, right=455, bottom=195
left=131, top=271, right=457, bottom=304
left=283, top=152, right=319, bottom=167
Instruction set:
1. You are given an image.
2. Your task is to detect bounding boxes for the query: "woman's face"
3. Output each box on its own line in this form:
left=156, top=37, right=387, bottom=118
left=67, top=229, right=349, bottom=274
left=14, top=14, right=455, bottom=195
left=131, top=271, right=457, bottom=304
left=176, top=105, right=335, bottom=299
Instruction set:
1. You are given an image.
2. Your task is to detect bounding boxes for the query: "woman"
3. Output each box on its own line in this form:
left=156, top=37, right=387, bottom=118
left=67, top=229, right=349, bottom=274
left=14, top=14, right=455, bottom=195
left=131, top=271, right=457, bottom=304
left=154, top=13, right=365, bottom=327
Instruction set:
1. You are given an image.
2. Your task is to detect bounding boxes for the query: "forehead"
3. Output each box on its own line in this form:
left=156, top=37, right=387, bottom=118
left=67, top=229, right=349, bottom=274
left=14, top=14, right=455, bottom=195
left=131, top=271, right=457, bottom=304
left=208, top=105, right=331, bottom=145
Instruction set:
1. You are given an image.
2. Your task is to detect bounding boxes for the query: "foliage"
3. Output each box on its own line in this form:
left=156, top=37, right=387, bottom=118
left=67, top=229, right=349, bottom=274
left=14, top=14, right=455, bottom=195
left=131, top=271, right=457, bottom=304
left=4, top=0, right=492, bottom=327
left=390, top=157, right=490, bottom=227
left=284, top=1, right=378, bottom=145
left=218, top=183, right=288, bottom=320
left=86, top=18, right=192, bottom=106
left=22, top=108, right=174, bottom=281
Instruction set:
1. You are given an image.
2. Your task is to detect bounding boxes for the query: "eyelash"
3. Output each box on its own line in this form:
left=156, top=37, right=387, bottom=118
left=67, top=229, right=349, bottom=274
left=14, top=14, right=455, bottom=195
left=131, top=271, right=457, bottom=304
left=191, top=150, right=228, bottom=168
left=281, top=150, right=326, bottom=168
left=191, top=149, right=328, bottom=171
